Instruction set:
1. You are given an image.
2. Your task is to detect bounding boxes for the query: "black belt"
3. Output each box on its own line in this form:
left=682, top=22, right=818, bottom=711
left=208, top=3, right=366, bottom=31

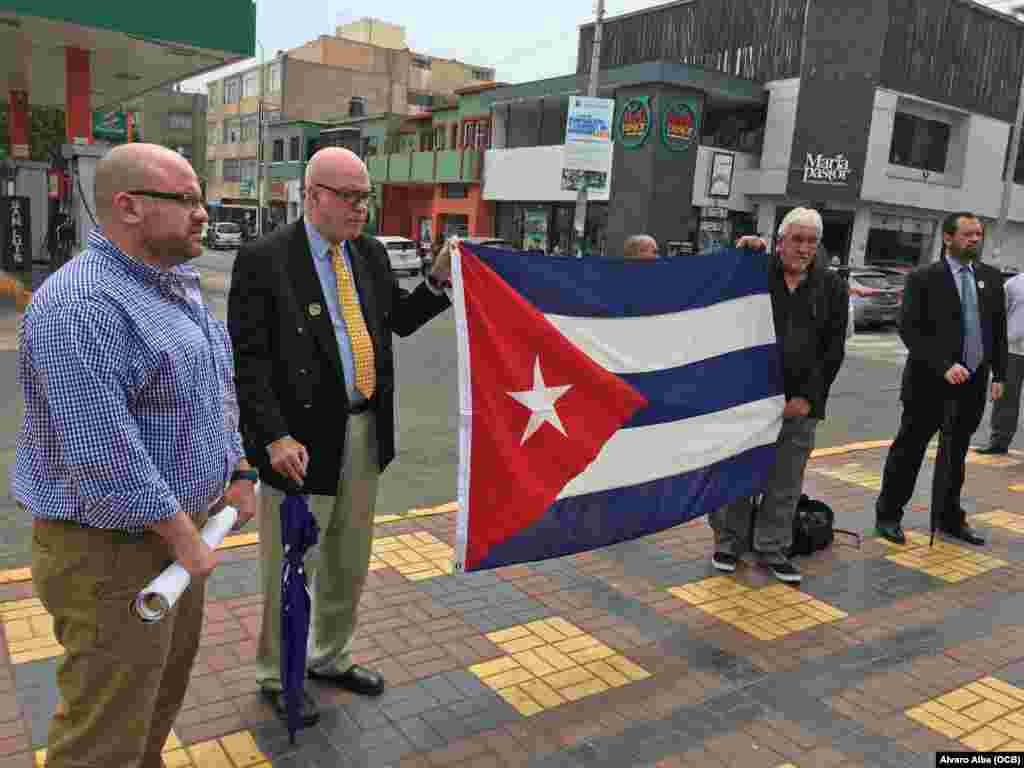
left=348, top=400, right=373, bottom=415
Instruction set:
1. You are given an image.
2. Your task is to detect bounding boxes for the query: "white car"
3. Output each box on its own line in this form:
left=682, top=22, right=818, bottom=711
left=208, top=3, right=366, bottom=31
left=208, top=221, right=242, bottom=250
left=375, top=235, right=422, bottom=275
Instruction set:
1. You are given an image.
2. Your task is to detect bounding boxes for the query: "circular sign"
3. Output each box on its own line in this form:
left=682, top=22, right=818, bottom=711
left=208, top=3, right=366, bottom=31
left=617, top=97, right=651, bottom=149
left=662, top=102, right=698, bottom=152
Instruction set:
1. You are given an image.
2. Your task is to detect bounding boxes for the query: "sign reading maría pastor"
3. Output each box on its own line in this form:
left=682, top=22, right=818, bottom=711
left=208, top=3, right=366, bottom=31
left=617, top=97, right=651, bottom=149
left=802, top=153, right=852, bottom=186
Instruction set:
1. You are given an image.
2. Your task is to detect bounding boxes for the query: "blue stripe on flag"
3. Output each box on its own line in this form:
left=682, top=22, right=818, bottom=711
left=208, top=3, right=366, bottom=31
left=466, top=245, right=768, bottom=318
left=622, top=345, right=782, bottom=428
left=473, top=443, right=777, bottom=570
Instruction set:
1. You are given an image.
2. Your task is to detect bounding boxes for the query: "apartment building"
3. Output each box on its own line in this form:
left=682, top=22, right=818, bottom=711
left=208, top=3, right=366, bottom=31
left=122, top=85, right=207, bottom=177
left=203, top=17, right=494, bottom=226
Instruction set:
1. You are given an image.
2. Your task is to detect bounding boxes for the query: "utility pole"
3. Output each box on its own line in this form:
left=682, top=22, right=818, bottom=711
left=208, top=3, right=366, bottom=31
left=573, top=0, right=606, bottom=258
left=992, top=61, right=1024, bottom=266
left=256, top=42, right=266, bottom=238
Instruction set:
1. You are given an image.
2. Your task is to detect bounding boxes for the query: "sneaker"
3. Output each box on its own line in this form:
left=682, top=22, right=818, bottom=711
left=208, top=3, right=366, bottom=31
left=764, top=560, right=802, bottom=584
left=711, top=552, right=738, bottom=572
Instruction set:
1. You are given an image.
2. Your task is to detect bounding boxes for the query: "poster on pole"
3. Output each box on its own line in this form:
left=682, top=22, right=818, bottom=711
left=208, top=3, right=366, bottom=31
left=561, top=96, right=614, bottom=192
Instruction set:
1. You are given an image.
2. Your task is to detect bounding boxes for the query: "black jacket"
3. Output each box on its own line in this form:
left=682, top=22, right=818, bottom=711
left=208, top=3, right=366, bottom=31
left=227, top=221, right=451, bottom=495
left=769, top=259, right=849, bottom=419
left=899, top=257, right=1007, bottom=405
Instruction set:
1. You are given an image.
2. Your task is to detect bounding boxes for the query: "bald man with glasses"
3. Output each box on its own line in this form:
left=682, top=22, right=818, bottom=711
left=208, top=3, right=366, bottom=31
left=16, top=143, right=256, bottom=767
left=228, top=147, right=453, bottom=728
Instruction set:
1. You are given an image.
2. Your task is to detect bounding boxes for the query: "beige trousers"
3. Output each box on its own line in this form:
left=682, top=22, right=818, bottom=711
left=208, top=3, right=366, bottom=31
left=256, top=411, right=379, bottom=691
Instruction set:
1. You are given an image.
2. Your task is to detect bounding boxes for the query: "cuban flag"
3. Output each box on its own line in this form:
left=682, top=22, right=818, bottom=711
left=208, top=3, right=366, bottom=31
left=451, top=243, right=785, bottom=572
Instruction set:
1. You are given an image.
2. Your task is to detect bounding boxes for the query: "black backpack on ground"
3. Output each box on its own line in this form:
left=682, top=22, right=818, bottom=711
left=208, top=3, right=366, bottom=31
left=749, top=494, right=861, bottom=557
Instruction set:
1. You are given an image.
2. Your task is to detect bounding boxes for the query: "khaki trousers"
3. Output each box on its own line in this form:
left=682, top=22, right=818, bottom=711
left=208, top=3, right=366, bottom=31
left=32, top=515, right=207, bottom=768
left=256, top=411, right=379, bottom=691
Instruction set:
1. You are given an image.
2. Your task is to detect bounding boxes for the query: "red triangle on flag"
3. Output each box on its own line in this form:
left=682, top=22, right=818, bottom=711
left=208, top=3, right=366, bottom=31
left=458, top=245, right=648, bottom=569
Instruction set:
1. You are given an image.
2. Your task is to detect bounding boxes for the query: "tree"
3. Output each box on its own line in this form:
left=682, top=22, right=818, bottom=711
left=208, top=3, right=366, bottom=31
left=0, top=104, right=67, bottom=161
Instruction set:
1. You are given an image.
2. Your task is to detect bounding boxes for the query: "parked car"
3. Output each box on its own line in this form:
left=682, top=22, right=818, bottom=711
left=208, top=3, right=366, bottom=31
left=207, top=221, right=242, bottom=250
left=374, top=235, right=422, bottom=275
left=847, top=269, right=903, bottom=330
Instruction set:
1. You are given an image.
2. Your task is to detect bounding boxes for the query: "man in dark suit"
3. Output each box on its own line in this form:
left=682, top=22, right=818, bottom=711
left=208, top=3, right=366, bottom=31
left=875, top=212, right=1007, bottom=546
left=228, top=147, right=452, bottom=726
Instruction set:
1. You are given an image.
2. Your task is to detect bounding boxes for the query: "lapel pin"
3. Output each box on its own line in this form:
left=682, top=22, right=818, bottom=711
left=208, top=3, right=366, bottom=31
left=978, top=281, right=985, bottom=289
left=307, top=302, right=322, bottom=318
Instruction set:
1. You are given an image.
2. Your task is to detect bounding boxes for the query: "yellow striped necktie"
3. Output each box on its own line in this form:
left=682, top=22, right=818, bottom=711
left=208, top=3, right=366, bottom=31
left=331, top=243, right=376, bottom=400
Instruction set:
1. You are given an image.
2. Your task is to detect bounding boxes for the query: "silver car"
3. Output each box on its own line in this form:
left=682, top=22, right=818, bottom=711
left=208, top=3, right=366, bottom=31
left=848, top=269, right=903, bottom=330
left=374, top=236, right=423, bottom=275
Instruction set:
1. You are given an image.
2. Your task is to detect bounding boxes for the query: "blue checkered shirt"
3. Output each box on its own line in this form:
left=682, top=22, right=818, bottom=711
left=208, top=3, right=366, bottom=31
left=14, top=230, right=245, bottom=530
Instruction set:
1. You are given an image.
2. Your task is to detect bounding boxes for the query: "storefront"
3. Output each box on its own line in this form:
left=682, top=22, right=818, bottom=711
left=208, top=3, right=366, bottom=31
left=494, top=202, right=609, bottom=256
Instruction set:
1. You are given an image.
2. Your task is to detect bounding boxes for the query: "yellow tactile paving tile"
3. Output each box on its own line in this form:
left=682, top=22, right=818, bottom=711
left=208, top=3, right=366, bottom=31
left=666, top=578, right=847, bottom=640
left=218, top=532, right=260, bottom=550
left=36, top=730, right=269, bottom=768
left=1010, top=483, right=1024, bottom=493
left=809, top=440, right=892, bottom=458
left=906, top=677, right=1024, bottom=752
left=972, top=510, right=1024, bottom=536
left=468, top=618, right=650, bottom=716
left=1, top=598, right=63, bottom=664
left=880, top=531, right=1008, bottom=583
left=368, top=532, right=454, bottom=581
left=808, top=461, right=883, bottom=491
left=926, top=446, right=1023, bottom=468
left=376, top=501, right=459, bottom=524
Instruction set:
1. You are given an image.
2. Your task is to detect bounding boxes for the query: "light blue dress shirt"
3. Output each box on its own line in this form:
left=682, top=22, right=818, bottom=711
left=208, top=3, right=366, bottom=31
left=304, top=218, right=369, bottom=406
left=945, top=254, right=975, bottom=304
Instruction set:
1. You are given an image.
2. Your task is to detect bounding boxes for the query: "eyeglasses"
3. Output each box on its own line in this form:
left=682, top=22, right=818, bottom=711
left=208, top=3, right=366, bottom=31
left=314, top=183, right=374, bottom=208
left=128, top=190, right=205, bottom=211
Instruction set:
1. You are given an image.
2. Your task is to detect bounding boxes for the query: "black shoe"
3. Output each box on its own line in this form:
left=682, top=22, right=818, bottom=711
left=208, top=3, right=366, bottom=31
left=762, top=559, right=802, bottom=584
left=261, top=688, right=320, bottom=728
left=711, top=552, right=738, bottom=572
left=974, top=444, right=1009, bottom=455
left=876, top=523, right=906, bottom=544
left=308, top=664, right=385, bottom=696
left=940, top=525, right=986, bottom=546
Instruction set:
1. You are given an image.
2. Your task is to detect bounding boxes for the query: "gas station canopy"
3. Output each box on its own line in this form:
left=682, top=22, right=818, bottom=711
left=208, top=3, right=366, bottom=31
left=0, top=1, right=256, bottom=109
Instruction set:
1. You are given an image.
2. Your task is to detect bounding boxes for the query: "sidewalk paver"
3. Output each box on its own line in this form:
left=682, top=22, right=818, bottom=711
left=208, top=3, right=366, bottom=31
left=2, top=443, right=1024, bottom=766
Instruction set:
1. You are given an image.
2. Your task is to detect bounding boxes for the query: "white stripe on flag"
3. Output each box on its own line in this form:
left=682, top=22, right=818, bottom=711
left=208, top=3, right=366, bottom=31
left=544, top=294, right=775, bottom=374
left=557, top=396, right=785, bottom=500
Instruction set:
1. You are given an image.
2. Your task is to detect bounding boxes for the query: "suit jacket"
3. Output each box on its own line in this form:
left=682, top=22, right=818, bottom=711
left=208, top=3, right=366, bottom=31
left=227, top=220, right=451, bottom=494
left=899, top=257, right=1008, bottom=405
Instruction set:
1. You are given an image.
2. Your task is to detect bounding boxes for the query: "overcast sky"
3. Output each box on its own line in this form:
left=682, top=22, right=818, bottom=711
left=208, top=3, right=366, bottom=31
left=180, top=0, right=666, bottom=93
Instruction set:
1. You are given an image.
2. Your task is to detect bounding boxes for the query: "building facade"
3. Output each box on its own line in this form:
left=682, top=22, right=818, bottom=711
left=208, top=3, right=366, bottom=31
left=368, top=83, right=501, bottom=242
left=123, top=86, right=208, bottom=177
left=203, top=17, right=495, bottom=228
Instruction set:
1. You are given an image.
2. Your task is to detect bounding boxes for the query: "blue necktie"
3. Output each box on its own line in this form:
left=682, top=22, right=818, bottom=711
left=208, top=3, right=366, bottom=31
left=960, top=266, right=983, bottom=372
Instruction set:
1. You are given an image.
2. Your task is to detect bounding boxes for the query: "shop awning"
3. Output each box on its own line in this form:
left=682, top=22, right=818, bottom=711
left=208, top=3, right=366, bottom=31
left=0, top=1, right=255, bottom=109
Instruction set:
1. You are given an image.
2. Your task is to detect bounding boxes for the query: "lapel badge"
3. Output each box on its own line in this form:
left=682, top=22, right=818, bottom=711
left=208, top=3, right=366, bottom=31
left=978, top=281, right=985, bottom=290
left=307, top=302, right=323, bottom=318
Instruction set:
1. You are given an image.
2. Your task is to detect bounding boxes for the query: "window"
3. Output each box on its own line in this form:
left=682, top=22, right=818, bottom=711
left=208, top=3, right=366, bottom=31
left=207, top=158, right=218, bottom=181
left=241, top=158, right=258, bottom=185
left=208, top=122, right=218, bottom=146
left=272, top=139, right=285, bottom=162
left=411, top=55, right=431, bottom=69
left=222, top=158, right=241, bottom=182
left=262, top=109, right=281, bottom=126
left=419, top=132, right=433, bottom=152
left=889, top=112, right=951, bottom=173
left=223, top=118, right=240, bottom=143
left=407, top=92, right=433, bottom=108
left=472, top=68, right=493, bottom=81
left=241, top=114, right=258, bottom=142
left=208, top=81, right=221, bottom=108
left=443, top=184, right=467, bottom=198
left=462, top=120, right=490, bottom=149
left=243, top=71, right=259, bottom=99
left=289, top=136, right=301, bottom=161
left=224, top=76, right=241, bottom=105
left=168, top=112, right=193, bottom=131
left=433, top=125, right=446, bottom=150
left=450, top=124, right=458, bottom=149
left=268, top=62, right=281, bottom=93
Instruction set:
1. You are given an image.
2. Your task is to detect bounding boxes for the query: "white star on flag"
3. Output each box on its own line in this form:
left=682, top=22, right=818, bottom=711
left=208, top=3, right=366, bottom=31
left=507, top=356, right=573, bottom=445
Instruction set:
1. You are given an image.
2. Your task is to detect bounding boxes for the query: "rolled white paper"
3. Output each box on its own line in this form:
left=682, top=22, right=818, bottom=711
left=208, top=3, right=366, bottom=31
left=133, top=506, right=239, bottom=622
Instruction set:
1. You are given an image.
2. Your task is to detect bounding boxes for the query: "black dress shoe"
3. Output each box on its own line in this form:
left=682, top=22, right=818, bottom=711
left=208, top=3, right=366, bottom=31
left=308, top=664, right=385, bottom=696
left=975, top=444, right=1010, bottom=455
left=261, top=688, right=320, bottom=727
left=876, top=522, right=906, bottom=544
left=940, top=525, right=986, bottom=546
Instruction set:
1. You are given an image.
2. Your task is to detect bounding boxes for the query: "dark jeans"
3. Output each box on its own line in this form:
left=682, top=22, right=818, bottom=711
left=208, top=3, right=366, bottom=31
left=989, top=352, right=1024, bottom=448
left=876, top=372, right=988, bottom=531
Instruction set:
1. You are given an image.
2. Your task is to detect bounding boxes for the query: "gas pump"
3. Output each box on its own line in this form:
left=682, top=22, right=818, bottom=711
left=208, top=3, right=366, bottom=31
left=0, top=158, right=31, bottom=272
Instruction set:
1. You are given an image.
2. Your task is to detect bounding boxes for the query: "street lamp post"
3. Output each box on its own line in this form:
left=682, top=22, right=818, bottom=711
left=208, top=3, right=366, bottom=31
left=572, top=0, right=606, bottom=258
left=256, top=41, right=265, bottom=239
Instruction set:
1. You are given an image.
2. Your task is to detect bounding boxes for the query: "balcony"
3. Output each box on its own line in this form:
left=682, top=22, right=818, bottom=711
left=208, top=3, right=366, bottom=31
left=367, top=149, right=482, bottom=185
